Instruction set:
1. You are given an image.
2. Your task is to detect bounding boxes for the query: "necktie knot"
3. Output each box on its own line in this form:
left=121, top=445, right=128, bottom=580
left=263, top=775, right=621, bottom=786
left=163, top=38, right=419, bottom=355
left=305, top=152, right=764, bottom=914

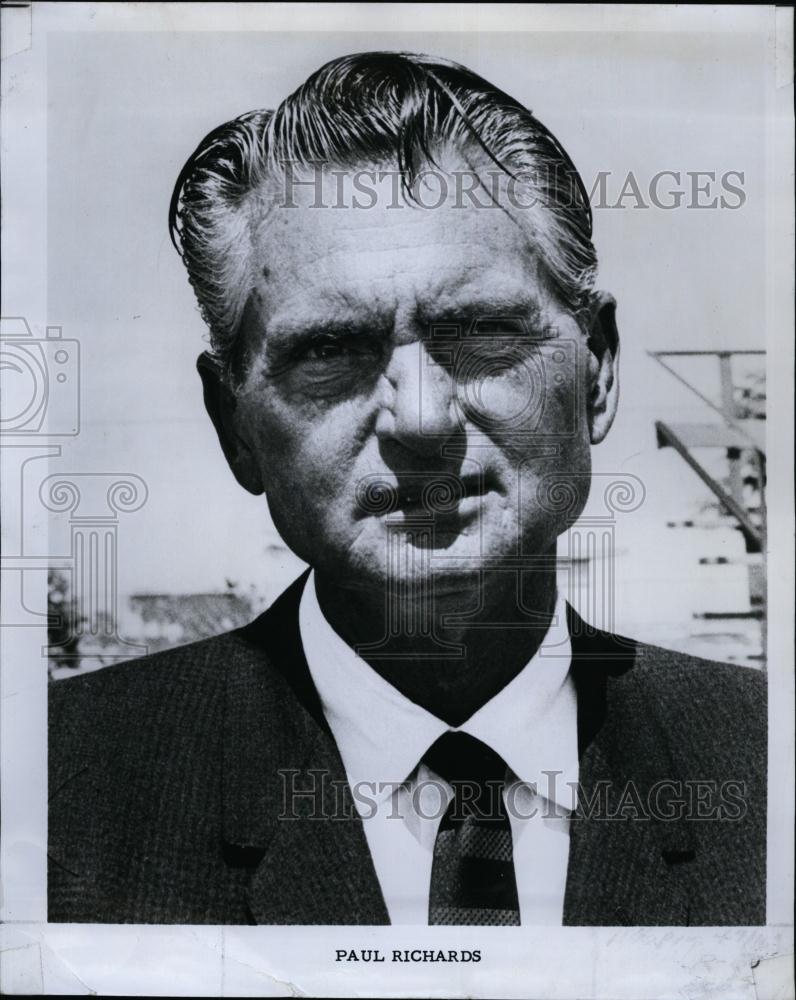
left=423, top=731, right=508, bottom=786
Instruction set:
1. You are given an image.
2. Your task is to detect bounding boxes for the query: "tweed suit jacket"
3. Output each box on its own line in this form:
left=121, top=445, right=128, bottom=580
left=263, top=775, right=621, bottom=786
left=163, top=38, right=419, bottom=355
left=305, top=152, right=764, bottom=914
left=48, top=572, right=767, bottom=925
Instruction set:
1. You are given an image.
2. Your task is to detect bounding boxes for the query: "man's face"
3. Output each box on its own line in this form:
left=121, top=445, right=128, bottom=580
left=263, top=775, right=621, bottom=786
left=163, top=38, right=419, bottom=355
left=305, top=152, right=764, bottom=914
left=206, top=166, right=617, bottom=594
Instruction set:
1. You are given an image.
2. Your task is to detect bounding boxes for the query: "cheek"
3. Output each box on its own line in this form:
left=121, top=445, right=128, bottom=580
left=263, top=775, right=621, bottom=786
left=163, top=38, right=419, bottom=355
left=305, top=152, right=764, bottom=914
left=494, top=359, right=592, bottom=531
left=242, top=399, right=373, bottom=568
left=242, top=395, right=373, bottom=503
left=477, top=378, right=588, bottom=473
left=537, top=343, right=591, bottom=437
left=458, top=340, right=588, bottom=442
left=460, top=364, right=546, bottom=428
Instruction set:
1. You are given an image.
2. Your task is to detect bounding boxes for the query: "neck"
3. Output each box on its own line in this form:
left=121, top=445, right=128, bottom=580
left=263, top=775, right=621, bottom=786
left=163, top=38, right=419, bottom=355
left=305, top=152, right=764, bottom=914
left=314, top=561, right=558, bottom=727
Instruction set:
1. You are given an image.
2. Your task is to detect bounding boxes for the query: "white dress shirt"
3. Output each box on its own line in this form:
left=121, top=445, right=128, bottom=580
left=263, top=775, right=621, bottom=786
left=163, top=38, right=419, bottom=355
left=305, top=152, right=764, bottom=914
left=298, top=571, right=579, bottom=925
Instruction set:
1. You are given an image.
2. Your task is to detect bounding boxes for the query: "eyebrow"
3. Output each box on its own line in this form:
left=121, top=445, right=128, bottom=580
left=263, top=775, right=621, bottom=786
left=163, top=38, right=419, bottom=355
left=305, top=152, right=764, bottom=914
left=265, top=317, right=392, bottom=345
left=420, top=296, right=544, bottom=322
left=264, top=293, right=552, bottom=346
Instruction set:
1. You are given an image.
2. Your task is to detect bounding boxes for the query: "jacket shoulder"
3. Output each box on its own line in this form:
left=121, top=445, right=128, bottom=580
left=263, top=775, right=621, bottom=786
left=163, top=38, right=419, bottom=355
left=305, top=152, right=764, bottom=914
left=50, top=630, right=242, bottom=723
left=51, top=628, right=244, bottom=696
left=49, top=574, right=311, bottom=775
left=48, top=627, right=270, bottom=778
left=625, top=639, right=766, bottom=720
left=601, top=637, right=767, bottom=777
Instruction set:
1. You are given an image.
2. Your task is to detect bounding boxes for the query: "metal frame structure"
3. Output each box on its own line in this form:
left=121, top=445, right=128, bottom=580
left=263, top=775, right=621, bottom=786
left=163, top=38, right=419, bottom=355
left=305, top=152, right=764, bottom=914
left=650, top=349, right=767, bottom=663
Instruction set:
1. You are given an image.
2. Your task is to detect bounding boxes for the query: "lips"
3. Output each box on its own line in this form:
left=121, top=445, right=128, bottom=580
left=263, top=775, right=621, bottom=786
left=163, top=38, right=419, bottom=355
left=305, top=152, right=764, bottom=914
left=355, top=472, right=496, bottom=519
left=394, top=475, right=485, bottom=512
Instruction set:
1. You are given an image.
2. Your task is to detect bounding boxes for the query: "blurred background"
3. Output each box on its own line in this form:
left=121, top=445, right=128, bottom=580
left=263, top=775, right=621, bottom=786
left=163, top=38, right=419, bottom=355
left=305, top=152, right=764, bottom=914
left=36, top=30, right=766, bottom=677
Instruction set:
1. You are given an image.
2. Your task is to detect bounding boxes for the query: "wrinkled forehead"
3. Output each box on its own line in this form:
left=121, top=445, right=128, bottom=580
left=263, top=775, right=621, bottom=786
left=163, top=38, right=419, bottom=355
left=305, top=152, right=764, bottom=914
left=248, top=158, right=568, bottom=337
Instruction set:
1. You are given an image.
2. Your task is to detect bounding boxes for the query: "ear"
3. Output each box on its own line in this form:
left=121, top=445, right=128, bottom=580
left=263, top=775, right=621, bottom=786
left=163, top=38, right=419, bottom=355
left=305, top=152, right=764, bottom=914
left=197, top=352, right=264, bottom=495
left=584, top=292, right=620, bottom=444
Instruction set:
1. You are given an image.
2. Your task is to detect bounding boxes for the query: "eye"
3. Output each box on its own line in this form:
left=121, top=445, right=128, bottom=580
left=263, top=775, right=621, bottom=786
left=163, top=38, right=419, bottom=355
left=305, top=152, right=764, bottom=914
left=307, top=336, right=350, bottom=360
left=297, top=332, right=384, bottom=367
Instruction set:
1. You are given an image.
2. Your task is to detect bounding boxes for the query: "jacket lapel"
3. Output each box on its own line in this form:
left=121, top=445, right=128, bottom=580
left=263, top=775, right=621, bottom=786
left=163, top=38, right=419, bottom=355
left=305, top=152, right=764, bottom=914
left=223, top=573, right=389, bottom=925
left=563, top=609, right=693, bottom=925
left=245, top=726, right=390, bottom=924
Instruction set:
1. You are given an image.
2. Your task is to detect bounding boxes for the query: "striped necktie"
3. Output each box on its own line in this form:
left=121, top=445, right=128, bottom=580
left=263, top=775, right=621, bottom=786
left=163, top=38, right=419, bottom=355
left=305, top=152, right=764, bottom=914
left=424, top=731, right=521, bottom=925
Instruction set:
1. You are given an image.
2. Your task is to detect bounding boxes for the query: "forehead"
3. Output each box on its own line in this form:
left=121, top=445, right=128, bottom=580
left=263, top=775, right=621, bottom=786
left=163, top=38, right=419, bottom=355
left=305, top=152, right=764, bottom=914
left=250, top=164, right=561, bottom=337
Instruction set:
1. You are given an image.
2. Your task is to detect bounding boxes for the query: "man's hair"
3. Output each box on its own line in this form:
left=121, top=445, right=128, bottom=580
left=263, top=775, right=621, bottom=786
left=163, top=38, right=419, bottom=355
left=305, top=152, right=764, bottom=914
left=169, top=51, right=597, bottom=372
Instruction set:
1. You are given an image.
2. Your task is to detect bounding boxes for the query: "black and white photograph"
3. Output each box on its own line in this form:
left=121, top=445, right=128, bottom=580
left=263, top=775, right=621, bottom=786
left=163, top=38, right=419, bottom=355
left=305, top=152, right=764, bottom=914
left=1, top=3, right=793, bottom=997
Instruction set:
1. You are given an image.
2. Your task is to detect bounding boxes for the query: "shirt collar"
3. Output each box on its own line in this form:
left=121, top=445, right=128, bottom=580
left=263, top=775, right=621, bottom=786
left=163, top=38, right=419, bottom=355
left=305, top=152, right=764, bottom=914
left=299, top=571, right=578, bottom=812
left=459, top=603, right=578, bottom=811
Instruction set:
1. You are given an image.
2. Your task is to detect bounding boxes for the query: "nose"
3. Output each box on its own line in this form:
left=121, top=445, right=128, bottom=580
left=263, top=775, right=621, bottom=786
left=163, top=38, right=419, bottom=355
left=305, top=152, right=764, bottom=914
left=376, top=340, right=459, bottom=455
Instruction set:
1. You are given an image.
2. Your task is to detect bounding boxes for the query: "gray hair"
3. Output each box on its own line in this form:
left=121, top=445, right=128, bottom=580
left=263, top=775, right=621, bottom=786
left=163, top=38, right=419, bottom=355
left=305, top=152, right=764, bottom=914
left=169, top=51, right=597, bottom=372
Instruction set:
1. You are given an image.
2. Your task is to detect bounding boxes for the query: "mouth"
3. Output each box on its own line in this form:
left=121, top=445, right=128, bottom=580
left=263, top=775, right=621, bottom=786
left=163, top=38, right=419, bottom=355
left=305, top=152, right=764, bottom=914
left=357, top=473, right=496, bottom=519
left=400, top=476, right=480, bottom=511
